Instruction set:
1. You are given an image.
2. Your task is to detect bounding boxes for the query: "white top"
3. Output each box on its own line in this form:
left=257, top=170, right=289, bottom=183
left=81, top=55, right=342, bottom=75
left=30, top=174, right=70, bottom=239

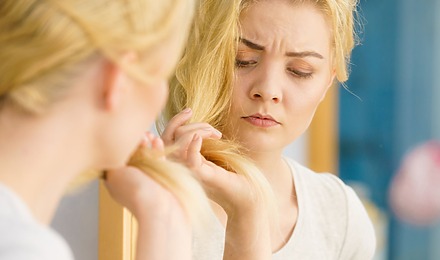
left=0, top=183, right=74, bottom=260
left=193, top=158, right=376, bottom=260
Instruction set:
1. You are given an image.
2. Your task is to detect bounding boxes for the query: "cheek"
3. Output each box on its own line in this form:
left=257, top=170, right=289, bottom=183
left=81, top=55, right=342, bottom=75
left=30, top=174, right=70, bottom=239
left=286, top=80, right=330, bottom=121
left=231, top=90, right=243, bottom=111
left=223, top=84, right=244, bottom=134
left=301, top=89, right=326, bottom=118
left=230, top=78, right=247, bottom=110
left=299, top=77, right=331, bottom=103
left=141, top=81, right=168, bottom=126
left=233, top=70, right=255, bottom=99
left=154, top=81, right=169, bottom=110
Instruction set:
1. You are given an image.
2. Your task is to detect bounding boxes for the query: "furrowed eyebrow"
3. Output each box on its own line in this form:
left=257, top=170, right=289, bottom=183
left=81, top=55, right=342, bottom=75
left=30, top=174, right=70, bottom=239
left=286, top=51, right=324, bottom=59
left=239, top=38, right=264, bottom=51
left=239, top=37, right=324, bottom=59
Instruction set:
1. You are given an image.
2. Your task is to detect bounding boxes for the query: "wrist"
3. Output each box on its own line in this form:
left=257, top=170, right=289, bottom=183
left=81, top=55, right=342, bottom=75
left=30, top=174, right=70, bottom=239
left=224, top=215, right=271, bottom=260
left=225, top=209, right=270, bottom=248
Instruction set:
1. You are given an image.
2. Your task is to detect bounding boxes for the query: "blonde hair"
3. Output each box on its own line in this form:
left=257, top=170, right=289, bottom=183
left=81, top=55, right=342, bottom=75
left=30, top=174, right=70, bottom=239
left=305, top=0, right=360, bottom=82
left=0, top=0, right=209, bottom=223
left=162, top=0, right=278, bottom=229
left=163, top=0, right=359, bottom=227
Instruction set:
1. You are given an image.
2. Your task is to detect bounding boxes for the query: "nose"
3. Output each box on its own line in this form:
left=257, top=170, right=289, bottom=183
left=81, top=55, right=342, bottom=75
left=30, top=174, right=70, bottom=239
left=249, top=67, right=283, bottom=103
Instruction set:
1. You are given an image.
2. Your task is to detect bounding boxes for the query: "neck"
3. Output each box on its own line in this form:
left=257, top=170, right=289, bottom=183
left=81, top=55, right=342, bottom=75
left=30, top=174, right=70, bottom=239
left=0, top=110, right=91, bottom=225
left=247, top=149, right=292, bottom=191
left=248, top=149, right=284, bottom=175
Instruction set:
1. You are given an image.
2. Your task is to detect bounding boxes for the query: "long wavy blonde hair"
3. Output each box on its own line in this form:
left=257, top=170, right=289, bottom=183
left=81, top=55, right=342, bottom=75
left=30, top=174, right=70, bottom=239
left=0, top=0, right=209, bottom=223
left=162, top=0, right=359, bottom=225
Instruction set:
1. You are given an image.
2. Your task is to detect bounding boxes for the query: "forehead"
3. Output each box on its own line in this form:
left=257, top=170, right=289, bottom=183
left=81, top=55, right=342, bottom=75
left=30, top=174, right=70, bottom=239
left=239, top=1, right=331, bottom=54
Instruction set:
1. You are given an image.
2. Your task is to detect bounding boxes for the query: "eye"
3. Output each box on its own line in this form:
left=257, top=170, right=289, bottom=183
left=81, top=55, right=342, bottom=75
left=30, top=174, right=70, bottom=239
left=235, top=59, right=257, bottom=68
left=287, top=68, right=313, bottom=79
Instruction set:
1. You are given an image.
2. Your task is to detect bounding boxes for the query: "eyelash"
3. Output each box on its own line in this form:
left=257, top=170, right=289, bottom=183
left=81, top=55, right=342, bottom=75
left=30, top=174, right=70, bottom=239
left=287, top=68, right=313, bottom=79
left=235, top=59, right=257, bottom=67
left=235, top=59, right=313, bottom=79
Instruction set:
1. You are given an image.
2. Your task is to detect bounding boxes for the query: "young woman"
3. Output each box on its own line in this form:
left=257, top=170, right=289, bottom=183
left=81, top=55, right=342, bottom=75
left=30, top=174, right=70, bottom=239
left=162, top=0, right=376, bottom=259
left=0, top=0, right=206, bottom=259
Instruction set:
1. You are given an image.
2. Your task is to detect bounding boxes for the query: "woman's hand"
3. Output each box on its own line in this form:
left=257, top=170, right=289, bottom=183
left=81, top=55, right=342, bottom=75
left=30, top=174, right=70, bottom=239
left=162, top=109, right=259, bottom=215
left=104, top=133, right=191, bottom=260
left=186, top=134, right=266, bottom=216
left=162, top=108, right=222, bottom=162
left=163, top=109, right=272, bottom=259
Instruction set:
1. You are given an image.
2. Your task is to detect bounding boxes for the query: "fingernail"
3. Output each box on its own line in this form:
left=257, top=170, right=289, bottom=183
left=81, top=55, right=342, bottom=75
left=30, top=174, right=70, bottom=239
left=213, top=129, right=222, bottom=136
left=182, top=108, right=192, bottom=113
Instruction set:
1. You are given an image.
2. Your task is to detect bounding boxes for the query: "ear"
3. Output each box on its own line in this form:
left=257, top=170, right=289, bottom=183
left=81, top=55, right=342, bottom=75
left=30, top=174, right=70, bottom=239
left=101, top=53, right=137, bottom=111
left=319, top=70, right=337, bottom=103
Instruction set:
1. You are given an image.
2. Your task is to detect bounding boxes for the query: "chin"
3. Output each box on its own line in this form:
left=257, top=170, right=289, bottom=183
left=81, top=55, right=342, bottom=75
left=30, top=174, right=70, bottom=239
left=239, top=135, right=281, bottom=152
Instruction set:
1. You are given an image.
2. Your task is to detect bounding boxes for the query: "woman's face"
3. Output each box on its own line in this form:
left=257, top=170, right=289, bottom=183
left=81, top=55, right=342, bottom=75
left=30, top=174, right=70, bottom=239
left=227, top=0, right=335, bottom=153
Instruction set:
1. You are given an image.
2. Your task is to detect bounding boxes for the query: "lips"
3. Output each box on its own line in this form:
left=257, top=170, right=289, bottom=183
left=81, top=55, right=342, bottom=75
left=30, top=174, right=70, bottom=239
left=242, top=113, right=280, bottom=127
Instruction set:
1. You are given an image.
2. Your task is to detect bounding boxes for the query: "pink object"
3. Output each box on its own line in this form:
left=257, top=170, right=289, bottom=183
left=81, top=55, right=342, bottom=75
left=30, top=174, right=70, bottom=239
left=389, top=141, right=440, bottom=226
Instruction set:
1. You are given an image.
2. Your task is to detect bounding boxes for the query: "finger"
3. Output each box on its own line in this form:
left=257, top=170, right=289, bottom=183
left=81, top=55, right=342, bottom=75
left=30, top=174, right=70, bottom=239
left=162, top=108, right=193, bottom=144
left=145, top=131, right=155, bottom=141
left=139, top=131, right=154, bottom=148
left=151, top=136, right=165, bottom=151
left=187, top=134, right=203, bottom=169
left=175, top=127, right=221, bottom=146
left=171, top=128, right=221, bottom=161
left=174, top=122, right=222, bottom=141
left=196, top=160, right=227, bottom=187
left=151, top=136, right=166, bottom=160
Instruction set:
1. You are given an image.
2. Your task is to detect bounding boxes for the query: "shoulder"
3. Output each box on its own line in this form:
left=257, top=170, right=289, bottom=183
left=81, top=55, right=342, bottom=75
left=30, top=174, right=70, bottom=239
left=285, top=158, right=376, bottom=259
left=0, top=198, right=74, bottom=260
left=337, top=185, right=377, bottom=260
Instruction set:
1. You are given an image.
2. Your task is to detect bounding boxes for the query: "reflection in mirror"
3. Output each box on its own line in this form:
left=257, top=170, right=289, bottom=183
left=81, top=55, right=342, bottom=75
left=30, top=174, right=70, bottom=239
left=156, top=0, right=376, bottom=259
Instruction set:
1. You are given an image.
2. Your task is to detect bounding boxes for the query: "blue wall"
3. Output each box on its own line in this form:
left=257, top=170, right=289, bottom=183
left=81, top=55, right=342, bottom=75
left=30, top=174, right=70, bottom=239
left=338, top=0, right=438, bottom=259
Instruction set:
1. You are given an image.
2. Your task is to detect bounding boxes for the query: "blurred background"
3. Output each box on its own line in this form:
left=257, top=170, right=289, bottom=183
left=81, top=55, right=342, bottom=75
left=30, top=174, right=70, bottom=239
left=335, top=0, right=440, bottom=259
